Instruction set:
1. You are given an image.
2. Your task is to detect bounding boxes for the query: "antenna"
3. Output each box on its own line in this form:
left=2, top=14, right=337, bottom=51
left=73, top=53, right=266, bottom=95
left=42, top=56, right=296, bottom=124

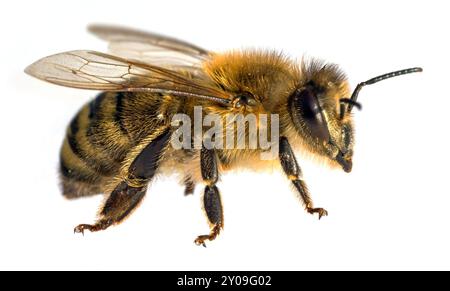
left=347, top=67, right=423, bottom=112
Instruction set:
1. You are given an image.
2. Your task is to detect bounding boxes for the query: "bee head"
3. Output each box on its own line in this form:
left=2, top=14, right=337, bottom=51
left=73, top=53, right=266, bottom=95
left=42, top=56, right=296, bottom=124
left=288, top=61, right=354, bottom=172
left=288, top=61, right=422, bottom=172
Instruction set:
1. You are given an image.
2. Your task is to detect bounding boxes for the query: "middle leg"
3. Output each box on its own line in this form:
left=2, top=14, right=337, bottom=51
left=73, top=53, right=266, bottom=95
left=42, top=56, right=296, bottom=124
left=194, top=146, right=224, bottom=247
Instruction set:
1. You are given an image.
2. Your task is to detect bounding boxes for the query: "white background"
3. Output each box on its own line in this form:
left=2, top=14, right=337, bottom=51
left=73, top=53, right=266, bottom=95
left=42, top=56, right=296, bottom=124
left=1, top=0, right=449, bottom=270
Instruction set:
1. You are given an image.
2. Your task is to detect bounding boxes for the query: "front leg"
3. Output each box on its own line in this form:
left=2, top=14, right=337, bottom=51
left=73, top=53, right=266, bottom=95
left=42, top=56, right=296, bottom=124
left=194, top=147, right=224, bottom=247
left=279, top=137, right=328, bottom=219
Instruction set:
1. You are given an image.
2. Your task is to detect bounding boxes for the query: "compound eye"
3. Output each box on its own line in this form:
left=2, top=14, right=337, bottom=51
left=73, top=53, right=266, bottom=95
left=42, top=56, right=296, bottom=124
left=291, top=88, right=330, bottom=142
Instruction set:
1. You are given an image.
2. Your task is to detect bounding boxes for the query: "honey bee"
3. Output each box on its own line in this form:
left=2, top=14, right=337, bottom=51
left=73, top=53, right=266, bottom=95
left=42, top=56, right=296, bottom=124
left=26, top=25, right=422, bottom=246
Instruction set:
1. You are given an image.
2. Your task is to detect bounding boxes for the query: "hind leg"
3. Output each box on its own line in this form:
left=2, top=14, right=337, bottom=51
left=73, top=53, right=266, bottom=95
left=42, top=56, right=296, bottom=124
left=74, top=181, right=148, bottom=233
left=74, top=129, right=171, bottom=234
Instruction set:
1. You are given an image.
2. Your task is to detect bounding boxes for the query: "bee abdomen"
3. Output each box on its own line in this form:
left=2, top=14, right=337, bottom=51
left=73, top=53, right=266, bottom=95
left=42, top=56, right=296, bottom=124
left=59, top=91, right=175, bottom=198
left=59, top=135, right=110, bottom=198
left=59, top=92, right=132, bottom=198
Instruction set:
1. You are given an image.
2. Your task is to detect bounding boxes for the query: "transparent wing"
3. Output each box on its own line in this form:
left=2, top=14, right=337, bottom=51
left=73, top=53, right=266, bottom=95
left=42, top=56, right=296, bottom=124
left=88, top=24, right=211, bottom=69
left=25, top=50, right=231, bottom=105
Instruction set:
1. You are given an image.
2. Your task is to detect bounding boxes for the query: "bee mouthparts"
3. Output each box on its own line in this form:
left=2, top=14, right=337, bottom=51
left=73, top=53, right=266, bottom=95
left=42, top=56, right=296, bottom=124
left=336, top=153, right=352, bottom=173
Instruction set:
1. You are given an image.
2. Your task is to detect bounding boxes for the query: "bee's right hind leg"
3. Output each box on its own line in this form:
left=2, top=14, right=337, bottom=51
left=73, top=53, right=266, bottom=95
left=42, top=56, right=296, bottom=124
left=73, top=181, right=147, bottom=234
left=74, top=129, right=171, bottom=234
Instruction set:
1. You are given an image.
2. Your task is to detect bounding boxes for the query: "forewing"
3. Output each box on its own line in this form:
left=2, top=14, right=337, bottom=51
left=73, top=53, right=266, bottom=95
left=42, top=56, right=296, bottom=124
left=25, top=50, right=231, bottom=105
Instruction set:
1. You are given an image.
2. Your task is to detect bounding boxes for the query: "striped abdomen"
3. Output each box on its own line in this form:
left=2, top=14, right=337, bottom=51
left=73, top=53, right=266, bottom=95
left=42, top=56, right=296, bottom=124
left=60, top=90, right=180, bottom=198
left=60, top=92, right=134, bottom=198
